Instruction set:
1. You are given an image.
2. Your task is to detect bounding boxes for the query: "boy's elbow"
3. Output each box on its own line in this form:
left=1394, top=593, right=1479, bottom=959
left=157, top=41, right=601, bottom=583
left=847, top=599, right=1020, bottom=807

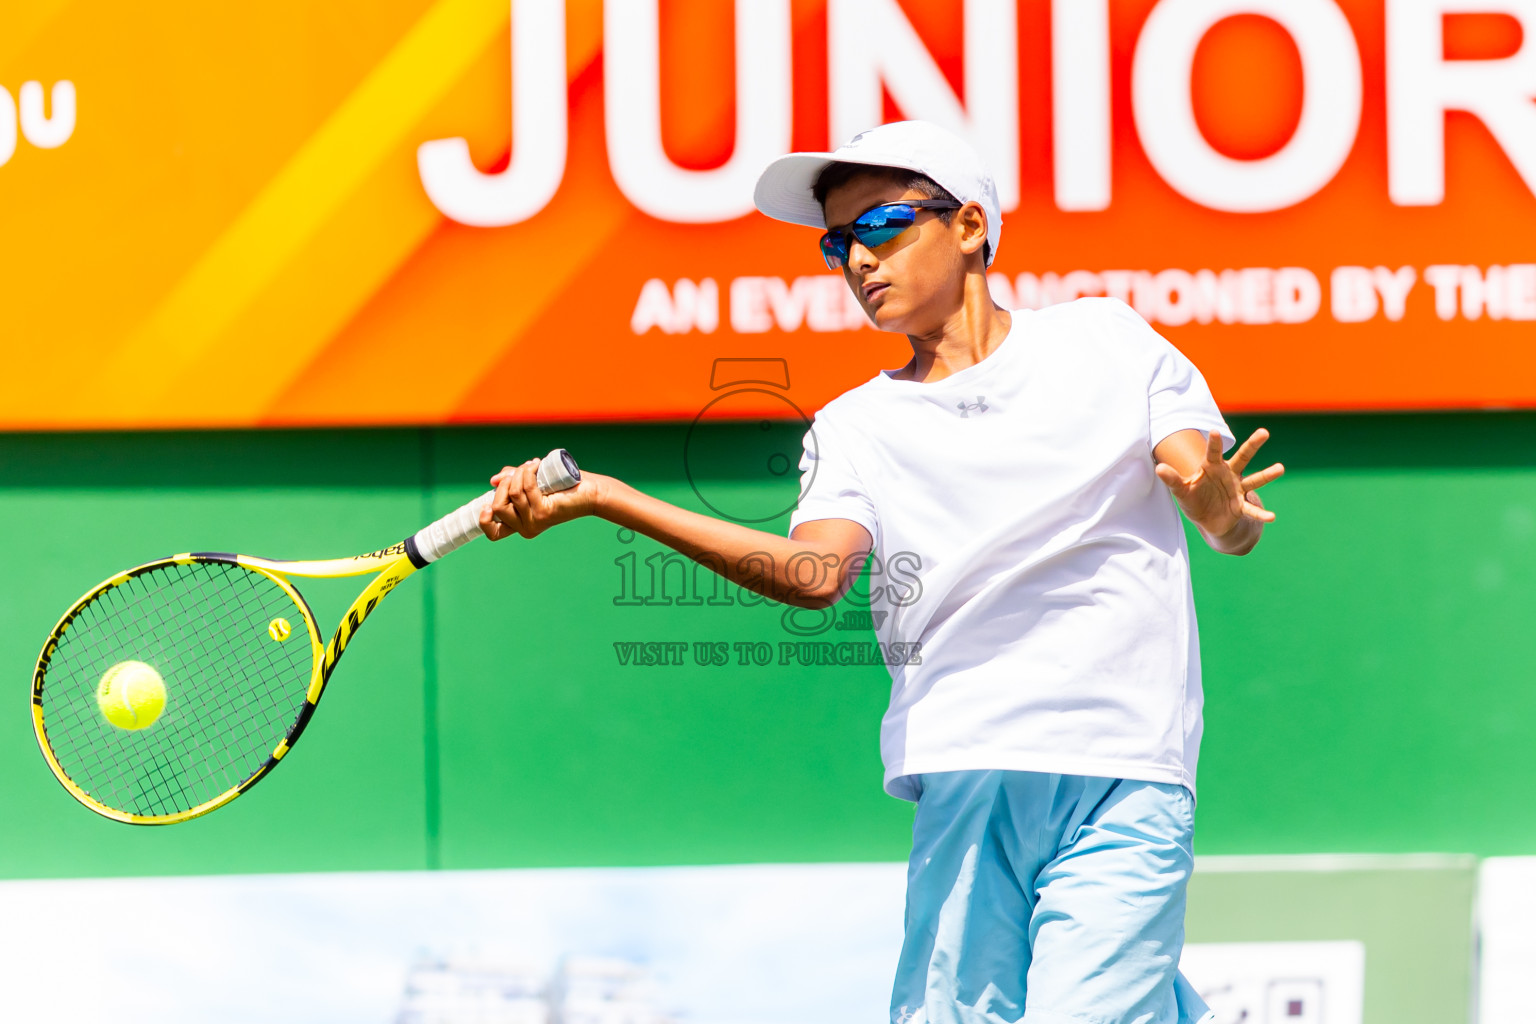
left=784, top=579, right=848, bottom=609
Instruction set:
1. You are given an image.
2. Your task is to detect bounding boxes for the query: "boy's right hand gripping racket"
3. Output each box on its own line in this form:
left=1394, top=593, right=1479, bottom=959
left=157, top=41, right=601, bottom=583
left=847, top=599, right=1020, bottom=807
left=30, top=449, right=581, bottom=825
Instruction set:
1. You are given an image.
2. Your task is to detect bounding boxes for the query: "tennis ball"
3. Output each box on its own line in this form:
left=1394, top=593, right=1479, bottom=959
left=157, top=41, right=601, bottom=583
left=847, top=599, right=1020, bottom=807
left=268, top=617, right=292, bottom=642
left=97, top=660, right=166, bottom=731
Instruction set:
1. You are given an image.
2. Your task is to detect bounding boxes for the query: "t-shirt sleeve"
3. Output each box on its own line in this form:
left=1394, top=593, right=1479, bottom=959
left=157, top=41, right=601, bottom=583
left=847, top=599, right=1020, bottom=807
left=1101, top=298, right=1234, bottom=452
left=786, top=411, right=880, bottom=548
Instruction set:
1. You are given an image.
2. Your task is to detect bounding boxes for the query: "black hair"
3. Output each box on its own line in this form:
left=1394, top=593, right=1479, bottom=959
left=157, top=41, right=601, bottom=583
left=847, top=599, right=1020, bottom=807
left=811, top=163, right=990, bottom=265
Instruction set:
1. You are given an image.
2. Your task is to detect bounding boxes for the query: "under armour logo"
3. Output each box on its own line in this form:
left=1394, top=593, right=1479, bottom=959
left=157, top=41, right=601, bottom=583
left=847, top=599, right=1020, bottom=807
left=957, top=396, right=988, bottom=417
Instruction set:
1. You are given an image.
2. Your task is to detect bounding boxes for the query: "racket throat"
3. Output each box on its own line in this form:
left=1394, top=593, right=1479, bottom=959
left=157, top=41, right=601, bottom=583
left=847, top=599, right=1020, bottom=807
left=314, top=561, right=416, bottom=694
left=322, top=599, right=378, bottom=682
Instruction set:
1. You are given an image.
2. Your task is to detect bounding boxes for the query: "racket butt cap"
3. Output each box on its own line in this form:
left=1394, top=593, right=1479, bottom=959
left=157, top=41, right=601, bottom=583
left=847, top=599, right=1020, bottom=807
left=536, top=448, right=581, bottom=493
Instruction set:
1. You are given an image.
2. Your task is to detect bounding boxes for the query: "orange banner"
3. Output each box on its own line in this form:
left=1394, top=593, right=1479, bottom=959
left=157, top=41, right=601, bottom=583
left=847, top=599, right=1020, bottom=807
left=2, top=0, right=1534, bottom=429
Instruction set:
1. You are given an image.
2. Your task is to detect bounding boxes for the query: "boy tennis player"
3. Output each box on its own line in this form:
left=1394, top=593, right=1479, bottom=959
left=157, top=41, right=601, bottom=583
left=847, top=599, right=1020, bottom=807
left=483, top=120, right=1283, bottom=1024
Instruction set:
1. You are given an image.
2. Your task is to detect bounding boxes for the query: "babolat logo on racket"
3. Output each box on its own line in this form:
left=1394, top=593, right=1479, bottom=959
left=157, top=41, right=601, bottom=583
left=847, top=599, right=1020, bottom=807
left=354, top=542, right=408, bottom=560
left=957, top=396, right=988, bottom=417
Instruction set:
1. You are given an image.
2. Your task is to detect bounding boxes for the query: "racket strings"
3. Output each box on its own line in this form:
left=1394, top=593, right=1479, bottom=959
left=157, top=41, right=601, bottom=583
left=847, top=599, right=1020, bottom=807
left=50, top=565, right=310, bottom=815
left=39, top=561, right=315, bottom=818
left=50, top=569, right=250, bottom=811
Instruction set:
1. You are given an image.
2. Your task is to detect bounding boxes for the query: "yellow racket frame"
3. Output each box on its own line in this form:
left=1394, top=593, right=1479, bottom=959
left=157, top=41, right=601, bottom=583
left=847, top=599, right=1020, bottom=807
left=31, top=446, right=580, bottom=826
left=32, top=544, right=418, bottom=825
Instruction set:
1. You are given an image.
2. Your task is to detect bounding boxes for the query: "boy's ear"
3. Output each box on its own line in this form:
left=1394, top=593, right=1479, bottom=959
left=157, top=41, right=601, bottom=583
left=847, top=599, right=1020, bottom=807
left=956, top=202, right=989, bottom=260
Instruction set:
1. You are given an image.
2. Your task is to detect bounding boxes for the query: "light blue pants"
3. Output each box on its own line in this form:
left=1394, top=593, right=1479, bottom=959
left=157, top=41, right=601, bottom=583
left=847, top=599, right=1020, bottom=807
left=891, top=771, right=1213, bottom=1024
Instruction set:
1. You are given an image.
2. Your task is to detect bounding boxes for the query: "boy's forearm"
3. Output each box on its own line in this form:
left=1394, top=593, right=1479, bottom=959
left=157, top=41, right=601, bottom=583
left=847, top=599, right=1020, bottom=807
left=593, top=476, right=855, bottom=607
left=1203, top=515, right=1262, bottom=556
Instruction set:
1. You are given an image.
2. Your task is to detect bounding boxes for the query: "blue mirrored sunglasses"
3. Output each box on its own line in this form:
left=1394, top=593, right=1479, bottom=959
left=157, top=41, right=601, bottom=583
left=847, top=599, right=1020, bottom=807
left=819, top=200, right=962, bottom=270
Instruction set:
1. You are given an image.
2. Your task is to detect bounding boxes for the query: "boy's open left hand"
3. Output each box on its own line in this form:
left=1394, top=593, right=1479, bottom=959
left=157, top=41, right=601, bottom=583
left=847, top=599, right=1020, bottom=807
left=1154, top=428, right=1284, bottom=540
left=479, top=458, right=601, bottom=541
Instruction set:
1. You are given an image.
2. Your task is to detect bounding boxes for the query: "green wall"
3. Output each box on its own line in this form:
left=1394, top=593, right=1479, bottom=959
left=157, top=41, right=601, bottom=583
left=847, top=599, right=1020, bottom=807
left=1, top=413, right=1532, bottom=879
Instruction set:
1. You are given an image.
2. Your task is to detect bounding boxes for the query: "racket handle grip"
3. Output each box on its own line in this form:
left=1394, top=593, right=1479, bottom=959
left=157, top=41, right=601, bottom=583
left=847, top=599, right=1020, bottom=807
left=409, top=448, right=581, bottom=565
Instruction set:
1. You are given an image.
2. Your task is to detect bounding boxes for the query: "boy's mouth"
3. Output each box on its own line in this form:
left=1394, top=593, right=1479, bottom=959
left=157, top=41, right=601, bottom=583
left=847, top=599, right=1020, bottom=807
left=863, top=282, right=889, bottom=304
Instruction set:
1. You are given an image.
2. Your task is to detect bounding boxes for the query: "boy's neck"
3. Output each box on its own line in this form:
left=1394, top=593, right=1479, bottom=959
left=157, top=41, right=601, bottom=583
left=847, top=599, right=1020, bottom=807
left=891, top=276, right=1013, bottom=384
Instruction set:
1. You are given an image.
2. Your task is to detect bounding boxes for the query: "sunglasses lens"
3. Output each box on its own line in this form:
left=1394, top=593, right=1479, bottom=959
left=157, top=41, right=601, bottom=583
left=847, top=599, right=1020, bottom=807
left=854, top=204, right=917, bottom=249
left=819, top=232, right=847, bottom=269
left=817, top=203, right=923, bottom=268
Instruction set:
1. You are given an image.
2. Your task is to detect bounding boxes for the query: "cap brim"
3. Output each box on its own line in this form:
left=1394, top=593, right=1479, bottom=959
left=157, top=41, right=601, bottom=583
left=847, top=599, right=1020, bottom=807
left=753, top=152, right=839, bottom=228
left=755, top=151, right=944, bottom=228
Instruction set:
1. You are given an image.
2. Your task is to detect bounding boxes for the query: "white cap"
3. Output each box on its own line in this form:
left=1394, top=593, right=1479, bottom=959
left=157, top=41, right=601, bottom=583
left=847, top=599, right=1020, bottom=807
left=753, top=120, right=1001, bottom=266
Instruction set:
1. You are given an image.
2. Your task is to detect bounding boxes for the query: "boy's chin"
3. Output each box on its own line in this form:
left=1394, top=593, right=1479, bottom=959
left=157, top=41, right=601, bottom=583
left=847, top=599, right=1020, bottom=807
left=868, top=302, right=913, bottom=334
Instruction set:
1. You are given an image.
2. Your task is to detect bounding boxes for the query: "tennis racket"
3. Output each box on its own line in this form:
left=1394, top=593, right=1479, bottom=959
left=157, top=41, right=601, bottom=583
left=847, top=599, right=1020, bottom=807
left=31, top=449, right=581, bottom=825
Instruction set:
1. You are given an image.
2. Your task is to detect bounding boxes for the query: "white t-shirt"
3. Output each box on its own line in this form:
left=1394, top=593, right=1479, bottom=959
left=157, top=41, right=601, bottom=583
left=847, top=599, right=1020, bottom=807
left=788, top=297, right=1234, bottom=802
